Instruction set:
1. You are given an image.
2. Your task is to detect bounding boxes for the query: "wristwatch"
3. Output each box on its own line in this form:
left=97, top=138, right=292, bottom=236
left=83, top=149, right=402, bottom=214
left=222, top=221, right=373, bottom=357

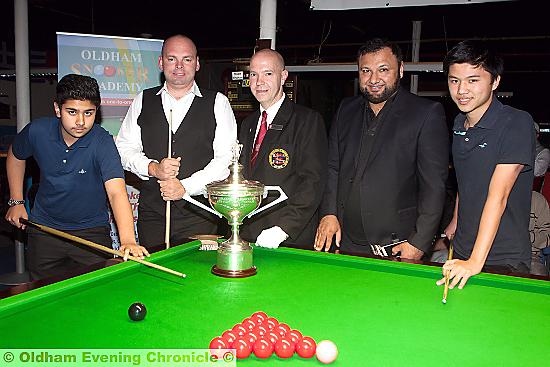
left=8, top=199, right=25, bottom=207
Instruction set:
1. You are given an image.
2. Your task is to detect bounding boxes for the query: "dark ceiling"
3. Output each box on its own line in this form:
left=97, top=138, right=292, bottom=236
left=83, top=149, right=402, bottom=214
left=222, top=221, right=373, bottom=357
left=1, top=0, right=549, bottom=123
left=1, top=0, right=547, bottom=67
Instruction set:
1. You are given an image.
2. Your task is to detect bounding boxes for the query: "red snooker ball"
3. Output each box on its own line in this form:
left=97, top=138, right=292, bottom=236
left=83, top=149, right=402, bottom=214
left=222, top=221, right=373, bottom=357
left=221, top=329, right=237, bottom=346
left=275, top=323, right=291, bottom=338
left=244, top=332, right=258, bottom=346
left=274, top=338, right=295, bottom=359
left=266, top=331, right=280, bottom=345
left=232, top=323, right=248, bottom=337
left=253, top=324, right=268, bottom=337
left=295, top=336, right=316, bottom=358
left=209, top=336, right=228, bottom=351
left=253, top=338, right=274, bottom=359
left=287, top=329, right=303, bottom=345
left=242, top=317, right=256, bottom=331
left=266, top=317, right=279, bottom=330
left=251, top=311, right=268, bottom=324
left=233, top=337, right=252, bottom=359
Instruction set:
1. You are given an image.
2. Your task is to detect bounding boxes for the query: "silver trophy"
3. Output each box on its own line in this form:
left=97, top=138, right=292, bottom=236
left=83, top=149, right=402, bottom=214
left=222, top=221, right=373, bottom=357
left=183, top=142, right=287, bottom=277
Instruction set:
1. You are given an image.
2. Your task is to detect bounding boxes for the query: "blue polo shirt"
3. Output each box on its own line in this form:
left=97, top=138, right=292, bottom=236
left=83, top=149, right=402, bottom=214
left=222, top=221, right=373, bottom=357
left=12, top=117, right=124, bottom=230
left=452, top=98, right=534, bottom=267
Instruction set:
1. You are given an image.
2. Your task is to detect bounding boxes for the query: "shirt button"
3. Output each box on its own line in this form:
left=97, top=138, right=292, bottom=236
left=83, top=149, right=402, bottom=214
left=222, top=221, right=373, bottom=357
left=465, top=138, right=469, bottom=142
left=65, top=149, right=69, bottom=153
left=62, top=159, right=67, bottom=163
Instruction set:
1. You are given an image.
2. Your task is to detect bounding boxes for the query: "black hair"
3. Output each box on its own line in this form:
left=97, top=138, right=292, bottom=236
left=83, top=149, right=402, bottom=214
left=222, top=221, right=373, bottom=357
left=55, top=74, right=101, bottom=107
left=443, top=40, right=504, bottom=82
left=357, top=38, right=403, bottom=65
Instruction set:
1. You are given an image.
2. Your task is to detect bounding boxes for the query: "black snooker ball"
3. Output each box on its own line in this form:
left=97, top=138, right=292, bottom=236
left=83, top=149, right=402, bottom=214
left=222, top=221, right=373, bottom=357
left=128, top=302, right=147, bottom=321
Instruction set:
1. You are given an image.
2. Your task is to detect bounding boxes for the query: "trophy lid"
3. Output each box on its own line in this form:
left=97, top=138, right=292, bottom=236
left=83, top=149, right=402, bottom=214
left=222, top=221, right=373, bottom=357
left=207, top=141, right=264, bottom=196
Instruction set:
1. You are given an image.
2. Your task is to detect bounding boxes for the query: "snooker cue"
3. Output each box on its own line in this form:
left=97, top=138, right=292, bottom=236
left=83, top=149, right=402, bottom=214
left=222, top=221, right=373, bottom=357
left=165, top=109, right=173, bottom=249
left=20, top=219, right=186, bottom=278
left=442, top=240, right=454, bottom=304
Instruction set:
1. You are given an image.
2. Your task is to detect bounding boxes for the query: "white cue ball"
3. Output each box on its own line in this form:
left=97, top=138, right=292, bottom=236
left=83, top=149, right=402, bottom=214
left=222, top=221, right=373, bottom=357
left=316, top=339, right=338, bottom=364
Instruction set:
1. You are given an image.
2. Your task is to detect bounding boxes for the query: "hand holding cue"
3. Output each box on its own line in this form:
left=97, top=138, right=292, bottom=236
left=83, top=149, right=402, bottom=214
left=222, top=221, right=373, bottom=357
left=442, top=240, right=454, bottom=304
left=20, top=219, right=186, bottom=278
left=165, top=109, right=173, bottom=249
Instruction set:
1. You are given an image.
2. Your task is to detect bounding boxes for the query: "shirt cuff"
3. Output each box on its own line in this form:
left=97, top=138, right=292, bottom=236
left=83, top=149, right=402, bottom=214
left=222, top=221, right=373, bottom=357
left=135, top=159, right=157, bottom=180
left=181, top=178, right=206, bottom=197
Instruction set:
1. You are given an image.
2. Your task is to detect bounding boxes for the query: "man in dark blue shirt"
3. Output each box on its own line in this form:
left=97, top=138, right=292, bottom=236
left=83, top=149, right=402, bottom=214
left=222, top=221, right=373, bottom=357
left=5, top=74, right=148, bottom=280
left=438, top=40, right=535, bottom=289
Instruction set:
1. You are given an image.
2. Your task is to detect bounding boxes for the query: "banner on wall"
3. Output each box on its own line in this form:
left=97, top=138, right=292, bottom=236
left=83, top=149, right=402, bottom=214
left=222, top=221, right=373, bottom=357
left=57, top=32, right=163, bottom=246
left=57, top=32, right=163, bottom=135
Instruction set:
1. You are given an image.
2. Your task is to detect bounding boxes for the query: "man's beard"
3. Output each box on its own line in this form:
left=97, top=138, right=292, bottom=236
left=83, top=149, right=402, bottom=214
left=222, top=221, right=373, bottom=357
left=360, top=78, right=400, bottom=104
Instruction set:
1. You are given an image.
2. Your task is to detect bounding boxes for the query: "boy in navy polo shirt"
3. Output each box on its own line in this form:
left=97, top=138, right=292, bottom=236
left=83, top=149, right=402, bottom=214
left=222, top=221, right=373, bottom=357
left=5, top=74, right=149, bottom=280
left=437, top=40, right=535, bottom=289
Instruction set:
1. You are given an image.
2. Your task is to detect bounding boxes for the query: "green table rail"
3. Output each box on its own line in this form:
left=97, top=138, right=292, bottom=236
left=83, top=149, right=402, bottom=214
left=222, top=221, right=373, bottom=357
left=1, top=241, right=549, bottom=366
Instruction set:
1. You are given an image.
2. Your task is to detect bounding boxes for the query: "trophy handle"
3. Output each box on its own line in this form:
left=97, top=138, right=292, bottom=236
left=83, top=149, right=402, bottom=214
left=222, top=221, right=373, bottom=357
left=182, top=193, right=223, bottom=218
left=246, top=186, right=288, bottom=218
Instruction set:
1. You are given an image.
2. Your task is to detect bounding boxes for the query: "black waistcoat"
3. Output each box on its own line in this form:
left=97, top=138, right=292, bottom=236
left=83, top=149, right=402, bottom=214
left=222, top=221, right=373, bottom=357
left=137, top=86, right=217, bottom=216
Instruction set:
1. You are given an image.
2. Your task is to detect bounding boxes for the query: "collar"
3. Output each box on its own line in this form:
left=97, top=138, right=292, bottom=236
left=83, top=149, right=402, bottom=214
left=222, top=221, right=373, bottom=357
left=260, top=94, right=286, bottom=125
left=53, top=119, right=94, bottom=148
left=452, top=97, right=502, bottom=132
left=156, top=81, right=202, bottom=99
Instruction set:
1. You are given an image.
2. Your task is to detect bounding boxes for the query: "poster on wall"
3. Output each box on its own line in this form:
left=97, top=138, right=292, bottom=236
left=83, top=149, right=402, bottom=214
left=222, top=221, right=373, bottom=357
left=57, top=32, right=163, bottom=247
left=57, top=32, right=163, bottom=135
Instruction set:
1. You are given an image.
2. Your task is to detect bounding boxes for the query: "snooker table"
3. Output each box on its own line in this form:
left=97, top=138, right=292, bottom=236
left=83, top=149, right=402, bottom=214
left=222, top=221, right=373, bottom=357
left=1, top=240, right=549, bottom=366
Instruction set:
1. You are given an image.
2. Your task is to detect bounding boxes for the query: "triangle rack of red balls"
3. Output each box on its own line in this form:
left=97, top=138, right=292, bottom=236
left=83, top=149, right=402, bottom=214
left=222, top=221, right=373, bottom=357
left=209, top=310, right=338, bottom=363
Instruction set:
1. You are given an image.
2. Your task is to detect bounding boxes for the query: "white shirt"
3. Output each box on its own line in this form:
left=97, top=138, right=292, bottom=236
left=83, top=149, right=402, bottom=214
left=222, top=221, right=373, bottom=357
left=250, top=94, right=290, bottom=245
left=253, top=94, right=286, bottom=142
left=116, top=81, right=237, bottom=196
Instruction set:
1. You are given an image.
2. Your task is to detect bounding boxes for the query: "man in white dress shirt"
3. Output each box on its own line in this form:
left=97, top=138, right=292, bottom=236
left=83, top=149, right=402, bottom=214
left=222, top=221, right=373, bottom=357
left=116, top=34, right=237, bottom=248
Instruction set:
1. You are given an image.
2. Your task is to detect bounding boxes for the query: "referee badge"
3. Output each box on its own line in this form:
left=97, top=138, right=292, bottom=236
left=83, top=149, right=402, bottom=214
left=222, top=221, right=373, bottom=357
left=269, top=148, right=289, bottom=169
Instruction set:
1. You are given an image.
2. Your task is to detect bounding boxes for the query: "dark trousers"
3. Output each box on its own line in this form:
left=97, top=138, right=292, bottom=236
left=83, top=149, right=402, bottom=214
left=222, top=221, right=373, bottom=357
left=339, top=231, right=374, bottom=255
left=453, top=251, right=530, bottom=275
left=26, top=226, right=111, bottom=281
left=483, top=262, right=530, bottom=275
left=137, top=206, right=218, bottom=249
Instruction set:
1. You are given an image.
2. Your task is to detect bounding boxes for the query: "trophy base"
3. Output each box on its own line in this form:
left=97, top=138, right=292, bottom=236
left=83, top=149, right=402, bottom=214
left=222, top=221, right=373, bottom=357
left=211, top=265, right=257, bottom=278
left=213, top=241, right=256, bottom=278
